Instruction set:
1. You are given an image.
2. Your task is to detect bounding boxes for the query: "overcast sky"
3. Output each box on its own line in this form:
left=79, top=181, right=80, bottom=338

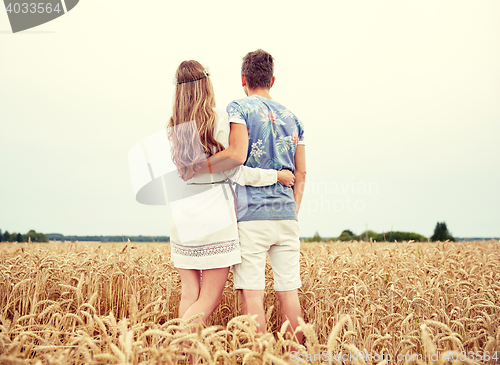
left=1, top=0, right=499, bottom=238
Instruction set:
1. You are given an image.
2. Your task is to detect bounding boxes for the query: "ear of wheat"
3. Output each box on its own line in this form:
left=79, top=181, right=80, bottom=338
left=0, top=240, right=498, bottom=363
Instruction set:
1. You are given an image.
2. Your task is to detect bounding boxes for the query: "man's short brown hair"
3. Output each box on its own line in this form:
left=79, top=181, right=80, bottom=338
left=241, top=49, right=274, bottom=89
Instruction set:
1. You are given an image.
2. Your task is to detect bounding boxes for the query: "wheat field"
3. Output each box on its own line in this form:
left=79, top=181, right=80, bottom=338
left=0, top=240, right=498, bottom=364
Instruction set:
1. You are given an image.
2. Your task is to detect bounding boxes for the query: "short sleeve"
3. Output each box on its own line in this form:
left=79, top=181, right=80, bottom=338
left=227, top=101, right=246, bottom=125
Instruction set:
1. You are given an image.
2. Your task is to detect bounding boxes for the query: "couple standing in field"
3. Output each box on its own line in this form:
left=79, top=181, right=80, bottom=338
left=166, top=49, right=306, bottom=343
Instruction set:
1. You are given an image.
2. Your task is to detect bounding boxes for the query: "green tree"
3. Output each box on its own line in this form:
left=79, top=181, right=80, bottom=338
left=10, top=232, right=18, bottom=242
left=3, top=230, right=10, bottom=242
left=337, top=229, right=359, bottom=241
left=26, top=229, right=36, bottom=242
left=430, top=222, right=455, bottom=242
left=378, top=231, right=427, bottom=242
left=359, top=230, right=379, bottom=241
left=36, top=232, right=49, bottom=242
left=342, top=229, right=354, bottom=236
left=305, top=231, right=322, bottom=242
left=26, top=229, right=38, bottom=242
left=335, top=229, right=427, bottom=242
left=0, top=229, right=2, bottom=242
left=25, top=230, right=49, bottom=242
left=16, top=233, right=23, bottom=242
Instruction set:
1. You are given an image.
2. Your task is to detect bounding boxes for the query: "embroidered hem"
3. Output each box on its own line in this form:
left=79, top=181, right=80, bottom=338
left=171, top=239, right=239, bottom=258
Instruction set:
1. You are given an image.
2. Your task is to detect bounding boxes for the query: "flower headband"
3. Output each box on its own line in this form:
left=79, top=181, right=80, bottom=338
left=174, top=69, right=210, bottom=85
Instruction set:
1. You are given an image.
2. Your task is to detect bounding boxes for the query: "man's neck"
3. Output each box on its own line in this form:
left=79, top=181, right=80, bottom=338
left=247, top=87, right=272, bottom=99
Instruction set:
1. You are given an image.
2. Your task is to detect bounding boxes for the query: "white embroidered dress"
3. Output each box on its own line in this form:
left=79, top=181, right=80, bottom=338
left=169, top=108, right=277, bottom=269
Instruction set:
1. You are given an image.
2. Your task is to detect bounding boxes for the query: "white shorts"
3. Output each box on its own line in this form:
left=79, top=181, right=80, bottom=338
left=233, top=220, right=301, bottom=291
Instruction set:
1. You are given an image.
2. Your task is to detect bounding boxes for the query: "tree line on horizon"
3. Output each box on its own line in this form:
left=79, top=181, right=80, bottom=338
left=0, top=229, right=48, bottom=243
left=305, top=222, right=456, bottom=242
left=46, top=234, right=170, bottom=243
left=0, top=222, right=459, bottom=244
left=0, top=230, right=169, bottom=243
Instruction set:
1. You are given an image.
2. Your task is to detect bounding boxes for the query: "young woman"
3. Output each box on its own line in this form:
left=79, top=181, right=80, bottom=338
left=167, top=60, right=294, bottom=326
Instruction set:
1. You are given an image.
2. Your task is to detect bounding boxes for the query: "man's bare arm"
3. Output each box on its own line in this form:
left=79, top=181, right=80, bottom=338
left=293, top=145, right=306, bottom=214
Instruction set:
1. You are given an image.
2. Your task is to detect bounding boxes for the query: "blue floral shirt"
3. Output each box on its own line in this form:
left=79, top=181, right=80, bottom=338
left=227, top=95, right=305, bottom=222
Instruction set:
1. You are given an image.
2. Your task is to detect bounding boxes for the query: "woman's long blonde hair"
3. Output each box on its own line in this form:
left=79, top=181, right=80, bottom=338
left=168, top=60, right=224, bottom=180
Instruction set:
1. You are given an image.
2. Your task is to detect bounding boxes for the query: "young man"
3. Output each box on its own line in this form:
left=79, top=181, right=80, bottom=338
left=226, top=49, right=306, bottom=343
